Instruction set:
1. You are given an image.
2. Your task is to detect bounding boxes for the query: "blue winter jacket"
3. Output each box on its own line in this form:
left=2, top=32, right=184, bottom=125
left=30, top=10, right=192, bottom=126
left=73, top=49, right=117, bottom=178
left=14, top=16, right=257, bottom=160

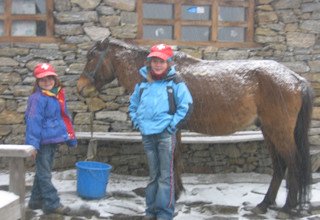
left=25, top=87, right=77, bottom=150
left=129, top=66, right=193, bottom=135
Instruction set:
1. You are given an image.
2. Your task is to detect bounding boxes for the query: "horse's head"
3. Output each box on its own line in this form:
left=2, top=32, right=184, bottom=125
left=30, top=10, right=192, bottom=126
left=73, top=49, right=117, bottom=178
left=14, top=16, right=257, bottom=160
left=77, top=39, right=115, bottom=97
left=78, top=38, right=149, bottom=97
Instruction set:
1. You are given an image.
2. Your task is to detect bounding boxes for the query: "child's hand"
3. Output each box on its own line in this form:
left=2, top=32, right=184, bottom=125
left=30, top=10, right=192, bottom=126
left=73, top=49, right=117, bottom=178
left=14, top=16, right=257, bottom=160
left=167, top=126, right=176, bottom=134
left=132, top=122, right=139, bottom=131
left=31, top=148, right=37, bottom=160
left=67, top=139, right=78, bottom=148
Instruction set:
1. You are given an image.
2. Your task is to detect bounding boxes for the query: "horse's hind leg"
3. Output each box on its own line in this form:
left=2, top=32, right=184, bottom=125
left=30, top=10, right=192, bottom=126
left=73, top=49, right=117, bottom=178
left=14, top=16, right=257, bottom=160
left=252, top=134, right=287, bottom=214
left=174, top=131, right=184, bottom=200
left=282, top=155, right=299, bottom=212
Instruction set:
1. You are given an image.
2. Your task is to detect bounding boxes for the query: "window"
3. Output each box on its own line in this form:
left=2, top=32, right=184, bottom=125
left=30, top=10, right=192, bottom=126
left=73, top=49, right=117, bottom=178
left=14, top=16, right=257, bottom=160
left=0, top=0, right=55, bottom=43
left=136, top=0, right=257, bottom=47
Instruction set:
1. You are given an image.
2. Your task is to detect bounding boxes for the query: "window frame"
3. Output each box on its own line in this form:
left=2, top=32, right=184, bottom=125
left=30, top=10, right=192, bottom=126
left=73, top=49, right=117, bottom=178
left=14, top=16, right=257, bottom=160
left=0, top=0, right=57, bottom=43
left=136, top=0, right=259, bottom=48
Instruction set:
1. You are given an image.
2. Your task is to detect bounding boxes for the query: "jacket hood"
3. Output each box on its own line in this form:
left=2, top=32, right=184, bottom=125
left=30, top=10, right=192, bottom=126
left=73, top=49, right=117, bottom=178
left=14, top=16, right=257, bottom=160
left=139, top=66, right=176, bottom=80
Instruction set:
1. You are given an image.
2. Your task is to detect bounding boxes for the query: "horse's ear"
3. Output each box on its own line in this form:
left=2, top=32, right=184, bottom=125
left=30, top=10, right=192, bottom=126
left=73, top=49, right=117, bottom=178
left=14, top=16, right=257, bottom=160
left=101, top=37, right=110, bottom=49
left=101, top=38, right=108, bottom=44
left=95, top=41, right=104, bottom=50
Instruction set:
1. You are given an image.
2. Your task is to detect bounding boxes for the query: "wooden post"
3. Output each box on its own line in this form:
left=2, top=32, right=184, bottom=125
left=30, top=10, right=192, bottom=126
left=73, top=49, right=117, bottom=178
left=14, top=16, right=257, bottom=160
left=9, top=158, right=26, bottom=220
left=0, top=145, right=34, bottom=220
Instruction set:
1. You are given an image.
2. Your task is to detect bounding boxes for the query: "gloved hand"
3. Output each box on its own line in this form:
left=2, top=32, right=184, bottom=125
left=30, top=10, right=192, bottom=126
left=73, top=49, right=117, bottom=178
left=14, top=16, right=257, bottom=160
left=30, top=147, right=37, bottom=160
left=66, top=138, right=78, bottom=148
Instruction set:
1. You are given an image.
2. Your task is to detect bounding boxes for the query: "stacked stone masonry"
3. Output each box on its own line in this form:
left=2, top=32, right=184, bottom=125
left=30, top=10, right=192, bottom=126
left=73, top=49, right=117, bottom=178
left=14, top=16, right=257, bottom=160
left=0, top=0, right=319, bottom=174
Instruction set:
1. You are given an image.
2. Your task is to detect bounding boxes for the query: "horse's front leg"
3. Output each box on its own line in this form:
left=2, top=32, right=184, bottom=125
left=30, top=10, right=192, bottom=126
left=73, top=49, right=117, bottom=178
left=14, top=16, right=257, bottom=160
left=252, top=145, right=287, bottom=214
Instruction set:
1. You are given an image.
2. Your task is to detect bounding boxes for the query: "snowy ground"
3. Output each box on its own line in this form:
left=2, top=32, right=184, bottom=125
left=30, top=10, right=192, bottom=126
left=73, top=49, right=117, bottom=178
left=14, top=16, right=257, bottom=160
left=1, top=169, right=320, bottom=219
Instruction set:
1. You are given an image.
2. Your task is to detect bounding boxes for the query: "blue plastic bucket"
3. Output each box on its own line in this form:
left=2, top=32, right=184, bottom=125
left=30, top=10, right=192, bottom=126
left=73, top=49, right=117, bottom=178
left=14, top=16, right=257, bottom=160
left=76, top=161, right=112, bottom=199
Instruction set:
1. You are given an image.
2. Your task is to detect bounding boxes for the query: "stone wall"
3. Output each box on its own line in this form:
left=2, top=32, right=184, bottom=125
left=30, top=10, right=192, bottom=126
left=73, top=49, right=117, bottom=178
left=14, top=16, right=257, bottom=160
left=0, top=0, right=320, bottom=174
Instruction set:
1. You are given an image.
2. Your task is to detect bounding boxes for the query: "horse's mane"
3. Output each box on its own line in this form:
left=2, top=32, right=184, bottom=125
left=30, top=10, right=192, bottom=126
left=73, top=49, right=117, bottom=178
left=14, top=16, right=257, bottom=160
left=99, top=37, right=200, bottom=64
left=174, top=51, right=201, bottom=65
left=102, top=37, right=148, bottom=53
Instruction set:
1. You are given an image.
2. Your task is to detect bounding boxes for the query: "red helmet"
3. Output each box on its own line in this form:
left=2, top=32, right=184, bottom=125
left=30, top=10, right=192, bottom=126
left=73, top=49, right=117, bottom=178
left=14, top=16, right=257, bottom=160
left=33, top=63, right=57, bottom=79
left=147, top=44, right=173, bottom=61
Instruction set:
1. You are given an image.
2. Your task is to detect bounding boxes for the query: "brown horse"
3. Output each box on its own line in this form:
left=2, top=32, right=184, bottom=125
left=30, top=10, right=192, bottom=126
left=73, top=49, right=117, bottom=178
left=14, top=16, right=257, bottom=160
left=77, top=38, right=313, bottom=215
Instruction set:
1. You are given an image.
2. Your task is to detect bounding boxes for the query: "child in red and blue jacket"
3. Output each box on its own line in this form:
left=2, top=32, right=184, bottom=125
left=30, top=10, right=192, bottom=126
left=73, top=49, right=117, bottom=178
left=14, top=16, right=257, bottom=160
left=25, top=63, right=77, bottom=215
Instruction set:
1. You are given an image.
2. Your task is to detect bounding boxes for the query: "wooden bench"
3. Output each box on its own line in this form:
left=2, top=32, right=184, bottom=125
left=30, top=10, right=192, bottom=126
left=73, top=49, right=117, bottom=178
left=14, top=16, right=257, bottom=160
left=76, top=131, right=264, bottom=143
left=0, top=145, right=34, bottom=220
left=76, top=128, right=320, bottom=145
left=76, top=130, right=320, bottom=172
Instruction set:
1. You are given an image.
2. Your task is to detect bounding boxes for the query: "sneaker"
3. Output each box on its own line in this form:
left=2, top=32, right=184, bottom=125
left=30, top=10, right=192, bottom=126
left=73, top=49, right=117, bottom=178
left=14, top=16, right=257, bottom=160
left=45, top=205, right=71, bottom=215
left=143, top=216, right=156, bottom=220
left=28, top=202, right=42, bottom=210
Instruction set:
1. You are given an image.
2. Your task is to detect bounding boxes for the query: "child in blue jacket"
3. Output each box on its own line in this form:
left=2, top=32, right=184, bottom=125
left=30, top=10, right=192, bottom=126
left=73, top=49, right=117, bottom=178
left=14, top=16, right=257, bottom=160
left=25, top=63, right=77, bottom=215
left=129, top=44, right=193, bottom=220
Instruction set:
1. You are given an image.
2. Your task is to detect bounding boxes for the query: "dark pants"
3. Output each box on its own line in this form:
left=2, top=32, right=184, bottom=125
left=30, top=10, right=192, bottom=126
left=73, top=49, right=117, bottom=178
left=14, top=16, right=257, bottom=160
left=29, top=144, right=60, bottom=212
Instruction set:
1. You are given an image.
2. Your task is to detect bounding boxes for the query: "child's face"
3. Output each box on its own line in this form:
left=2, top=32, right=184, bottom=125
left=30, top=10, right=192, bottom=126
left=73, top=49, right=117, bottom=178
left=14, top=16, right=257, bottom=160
left=38, top=76, right=56, bottom=90
left=150, top=57, right=169, bottom=75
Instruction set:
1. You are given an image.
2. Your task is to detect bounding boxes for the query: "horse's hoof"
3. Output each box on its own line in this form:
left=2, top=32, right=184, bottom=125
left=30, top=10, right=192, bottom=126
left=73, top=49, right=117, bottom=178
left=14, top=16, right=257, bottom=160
left=250, top=206, right=267, bottom=214
left=276, top=210, right=290, bottom=219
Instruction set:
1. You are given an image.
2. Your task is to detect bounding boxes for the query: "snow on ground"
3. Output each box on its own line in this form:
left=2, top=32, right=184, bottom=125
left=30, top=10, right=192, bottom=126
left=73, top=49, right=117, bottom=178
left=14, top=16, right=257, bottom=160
left=1, top=169, right=320, bottom=219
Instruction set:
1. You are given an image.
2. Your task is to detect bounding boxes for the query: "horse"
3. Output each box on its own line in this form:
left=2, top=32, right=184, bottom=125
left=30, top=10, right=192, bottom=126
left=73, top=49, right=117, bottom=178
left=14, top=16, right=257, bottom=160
left=77, top=38, right=314, bottom=215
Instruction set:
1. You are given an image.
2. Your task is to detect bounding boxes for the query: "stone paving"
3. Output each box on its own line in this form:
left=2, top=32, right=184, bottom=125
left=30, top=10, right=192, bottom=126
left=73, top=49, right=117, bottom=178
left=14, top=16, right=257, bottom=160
left=20, top=172, right=320, bottom=220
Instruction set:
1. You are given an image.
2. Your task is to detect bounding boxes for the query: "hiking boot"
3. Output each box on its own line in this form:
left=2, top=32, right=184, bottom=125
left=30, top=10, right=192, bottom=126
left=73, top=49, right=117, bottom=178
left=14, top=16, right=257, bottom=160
left=44, top=205, right=71, bottom=215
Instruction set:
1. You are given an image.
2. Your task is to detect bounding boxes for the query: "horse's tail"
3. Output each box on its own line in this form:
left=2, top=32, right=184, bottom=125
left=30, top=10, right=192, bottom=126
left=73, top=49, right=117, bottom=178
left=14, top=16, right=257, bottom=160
left=174, top=131, right=185, bottom=200
left=294, top=80, right=313, bottom=206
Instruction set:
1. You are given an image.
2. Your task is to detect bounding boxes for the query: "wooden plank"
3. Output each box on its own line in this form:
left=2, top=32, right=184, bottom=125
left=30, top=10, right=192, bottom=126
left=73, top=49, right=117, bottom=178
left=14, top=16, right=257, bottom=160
left=76, top=132, right=142, bottom=142
left=218, top=21, right=248, bottom=27
left=76, top=131, right=264, bottom=143
left=46, top=0, right=54, bottom=37
left=0, top=145, right=34, bottom=157
left=183, top=134, right=263, bottom=143
left=211, top=0, right=218, bottom=42
left=0, top=191, right=21, bottom=220
left=10, top=14, right=47, bottom=21
left=4, top=0, right=12, bottom=36
left=0, top=36, right=60, bottom=43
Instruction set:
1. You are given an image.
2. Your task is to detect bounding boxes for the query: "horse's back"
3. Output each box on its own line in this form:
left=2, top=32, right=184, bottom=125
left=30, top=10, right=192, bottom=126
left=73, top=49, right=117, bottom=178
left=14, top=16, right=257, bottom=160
left=178, top=59, right=306, bottom=135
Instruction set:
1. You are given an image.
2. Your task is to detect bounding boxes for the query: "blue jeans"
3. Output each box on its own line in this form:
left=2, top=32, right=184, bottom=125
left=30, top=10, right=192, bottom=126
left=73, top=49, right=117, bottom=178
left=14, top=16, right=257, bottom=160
left=29, top=144, right=60, bottom=212
left=142, top=130, right=176, bottom=220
